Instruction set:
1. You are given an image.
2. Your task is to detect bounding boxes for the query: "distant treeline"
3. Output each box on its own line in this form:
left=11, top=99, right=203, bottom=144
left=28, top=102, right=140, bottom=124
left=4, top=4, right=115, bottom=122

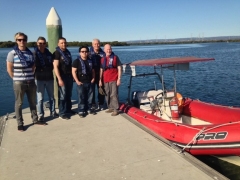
left=127, top=39, right=240, bottom=45
left=1, top=39, right=240, bottom=48
left=0, top=41, right=128, bottom=48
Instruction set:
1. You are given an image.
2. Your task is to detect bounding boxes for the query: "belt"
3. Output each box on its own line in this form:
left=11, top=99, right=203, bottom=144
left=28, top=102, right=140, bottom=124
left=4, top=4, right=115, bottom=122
left=14, top=80, right=35, bottom=84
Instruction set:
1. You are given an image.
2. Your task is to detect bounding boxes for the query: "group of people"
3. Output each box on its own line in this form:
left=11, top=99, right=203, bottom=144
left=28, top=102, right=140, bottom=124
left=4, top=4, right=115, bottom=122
left=6, top=32, right=122, bottom=132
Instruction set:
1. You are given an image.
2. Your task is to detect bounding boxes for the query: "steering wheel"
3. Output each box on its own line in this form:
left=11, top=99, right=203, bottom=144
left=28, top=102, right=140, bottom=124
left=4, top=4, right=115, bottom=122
left=155, top=92, right=164, bottom=100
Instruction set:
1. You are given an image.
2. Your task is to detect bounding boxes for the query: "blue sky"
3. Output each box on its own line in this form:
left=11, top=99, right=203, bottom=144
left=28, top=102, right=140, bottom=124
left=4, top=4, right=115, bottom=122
left=0, top=0, right=239, bottom=42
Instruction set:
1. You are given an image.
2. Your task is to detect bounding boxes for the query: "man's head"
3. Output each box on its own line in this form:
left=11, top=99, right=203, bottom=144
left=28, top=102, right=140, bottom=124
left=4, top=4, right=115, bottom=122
left=37, top=36, right=47, bottom=50
left=92, top=39, right=100, bottom=52
left=104, top=44, right=112, bottom=56
left=15, top=32, right=27, bottom=48
left=79, top=46, right=89, bottom=60
left=58, top=37, right=67, bottom=50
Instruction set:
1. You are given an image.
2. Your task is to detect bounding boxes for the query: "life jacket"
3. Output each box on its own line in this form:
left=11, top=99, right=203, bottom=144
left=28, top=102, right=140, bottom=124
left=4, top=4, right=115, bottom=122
left=57, top=49, right=72, bottom=75
left=102, top=53, right=117, bottom=71
left=34, top=48, right=54, bottom=81
left=89, top=46, right=105, bottom=67
left=34, top=47, right=52, bottom=68
left=76, top=57, right=93, bottom=82
left=13, top=46, right=34, bottom=69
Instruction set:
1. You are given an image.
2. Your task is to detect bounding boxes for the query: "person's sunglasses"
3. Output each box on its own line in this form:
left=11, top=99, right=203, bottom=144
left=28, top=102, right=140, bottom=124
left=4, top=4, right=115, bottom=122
left=81, top=51, right=88, bottom=53
left=17, top=39, right=27, bottom=42
left=38, top=42, right=46, bottom=45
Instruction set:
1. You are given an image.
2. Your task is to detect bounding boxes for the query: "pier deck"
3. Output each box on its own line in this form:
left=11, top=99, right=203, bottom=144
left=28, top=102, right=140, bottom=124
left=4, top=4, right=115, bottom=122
left=0, top=103, right=227, bottom=180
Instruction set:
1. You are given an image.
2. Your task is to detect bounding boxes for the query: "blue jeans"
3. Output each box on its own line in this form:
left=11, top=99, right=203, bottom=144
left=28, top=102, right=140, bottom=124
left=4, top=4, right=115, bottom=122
left=58, top=75, right=73, bottom=116
left=92, top=83, right=105, bottom=105
left=77, top=83, right=93, bottom=113
left=35, top=80, right=55, bottom=117
left=13, top=80, right=38, bottom=126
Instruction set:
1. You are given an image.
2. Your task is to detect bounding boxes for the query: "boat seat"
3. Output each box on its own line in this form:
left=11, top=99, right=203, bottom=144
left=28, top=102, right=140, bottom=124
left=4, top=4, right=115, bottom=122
left=138, top=90, right=163, bottom=103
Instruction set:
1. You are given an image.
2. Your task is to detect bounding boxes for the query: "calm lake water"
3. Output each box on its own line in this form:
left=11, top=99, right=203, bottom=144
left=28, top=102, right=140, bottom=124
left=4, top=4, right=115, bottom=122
left=0, top=43, right=240, bottom=178
left=1, top=43, right=240, bottom=116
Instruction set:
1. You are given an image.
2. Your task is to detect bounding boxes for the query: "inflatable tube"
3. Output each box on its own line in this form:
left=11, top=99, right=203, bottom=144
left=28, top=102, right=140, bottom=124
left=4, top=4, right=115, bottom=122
left=182, top=98, right=240, bottom=124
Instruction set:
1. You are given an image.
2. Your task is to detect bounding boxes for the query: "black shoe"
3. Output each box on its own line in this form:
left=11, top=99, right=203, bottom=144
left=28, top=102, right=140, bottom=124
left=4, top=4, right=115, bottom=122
left=18, top=125, right=24, bottom=132
left=67, top=110, right=76, bottom=115
left=51, top=112, right=59, bottom=118
left=59, top=115, right=69, bottom=120
left=33, top=121, right=47, bottom=125
left=78, top=113, right=85, bottom=118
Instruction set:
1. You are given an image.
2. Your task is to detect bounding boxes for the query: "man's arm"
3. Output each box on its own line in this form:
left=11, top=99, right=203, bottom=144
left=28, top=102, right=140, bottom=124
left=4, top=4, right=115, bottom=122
left=117, top=65, right=122, bottom=86
left=53, top=60, right=64, bottom=86
left=99, top=68, right=103, bottom=87
left=7, top=61, right=13, bottom=78
left=72, top=67, right=81, bottom=85
left=91, top=69, right=95, bottom=83
left=116, top=56, right=122, bottom=86
left=32, top=64, right=36, bottom=73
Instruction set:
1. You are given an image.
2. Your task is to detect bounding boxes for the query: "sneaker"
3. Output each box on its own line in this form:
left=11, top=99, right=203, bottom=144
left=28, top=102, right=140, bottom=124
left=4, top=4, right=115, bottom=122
left=98, top=105, right=104, bottom=111
left=111, top=111, right=119, bottom=116
left=92, top=104, right=96, bottom=110
left=18, top=125, right=24, bottom=132
left=87, top=109, right=96, bottom=115
left=39, top=116, right=44, bottom=121
left=33, top=121, right=47, bottom=125
left=51, top=112, right=59, bottom=118
left=105, top=109, right=114, bottom=113
left=59, top=115, right=69, bottom=120
left=78, top=113, right=85, bottom=118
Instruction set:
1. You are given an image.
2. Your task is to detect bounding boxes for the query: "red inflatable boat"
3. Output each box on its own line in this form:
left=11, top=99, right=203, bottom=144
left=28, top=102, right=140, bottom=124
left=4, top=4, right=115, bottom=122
left=120, top=57, right=240, bottom=156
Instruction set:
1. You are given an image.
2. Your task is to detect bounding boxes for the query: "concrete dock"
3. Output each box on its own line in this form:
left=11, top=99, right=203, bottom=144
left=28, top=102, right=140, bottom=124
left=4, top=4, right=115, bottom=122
left=0, top=103, right=227, bottom=180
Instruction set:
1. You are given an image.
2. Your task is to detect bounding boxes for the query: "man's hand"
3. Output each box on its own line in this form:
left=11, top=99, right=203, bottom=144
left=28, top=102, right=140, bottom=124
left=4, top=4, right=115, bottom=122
left=58, top=79, right=64, bottom=87
left=117, top=79, right=121, bottom=86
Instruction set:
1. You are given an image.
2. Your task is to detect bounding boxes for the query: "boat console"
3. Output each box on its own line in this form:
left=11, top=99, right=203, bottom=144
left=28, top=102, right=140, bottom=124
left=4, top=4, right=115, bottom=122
left=131, top=89, right=178, bottom=121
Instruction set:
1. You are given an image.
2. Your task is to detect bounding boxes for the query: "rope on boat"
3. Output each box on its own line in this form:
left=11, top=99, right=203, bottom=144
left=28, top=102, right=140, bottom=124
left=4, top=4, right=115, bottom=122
left=128, top=110, right=170, bottom=123
left=198, top=121, right=240, bottom=132
left=127, top=109, right=203, bottom=130
left=179, top=127, right=206, bottom=153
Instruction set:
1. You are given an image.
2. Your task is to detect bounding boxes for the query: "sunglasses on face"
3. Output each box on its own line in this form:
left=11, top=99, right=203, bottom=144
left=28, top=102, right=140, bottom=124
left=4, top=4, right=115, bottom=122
left=81, top=51, right=88, bottom=53
left=38, top=42, right=46, bottom=45
left=17, top=39, right=27, bottom=42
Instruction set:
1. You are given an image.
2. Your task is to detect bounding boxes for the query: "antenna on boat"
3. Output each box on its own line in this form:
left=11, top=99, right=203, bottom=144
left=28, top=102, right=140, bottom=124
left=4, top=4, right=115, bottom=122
left=154, top=81, right=156, bottom=90
left=173, top=66, right=177, bottom=95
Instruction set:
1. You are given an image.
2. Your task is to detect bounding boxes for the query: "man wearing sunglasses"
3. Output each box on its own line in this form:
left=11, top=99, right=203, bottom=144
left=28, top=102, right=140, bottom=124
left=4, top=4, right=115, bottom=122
left=53, top=37, right=75, bottom=120
left=6, top=32, right=46, bottom=132
left=34, top=36, right=58, bottom=122
left=72, top=46, right=95, bottom=118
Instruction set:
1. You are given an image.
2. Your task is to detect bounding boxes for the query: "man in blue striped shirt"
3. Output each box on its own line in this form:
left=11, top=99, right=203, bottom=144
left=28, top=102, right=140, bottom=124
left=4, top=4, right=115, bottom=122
left=6, top=32, right=46, bottom=132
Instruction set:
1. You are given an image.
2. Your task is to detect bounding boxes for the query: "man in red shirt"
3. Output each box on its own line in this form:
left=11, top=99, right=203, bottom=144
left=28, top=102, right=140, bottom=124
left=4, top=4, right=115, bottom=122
left=99, top=44, right=122, bottom=116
